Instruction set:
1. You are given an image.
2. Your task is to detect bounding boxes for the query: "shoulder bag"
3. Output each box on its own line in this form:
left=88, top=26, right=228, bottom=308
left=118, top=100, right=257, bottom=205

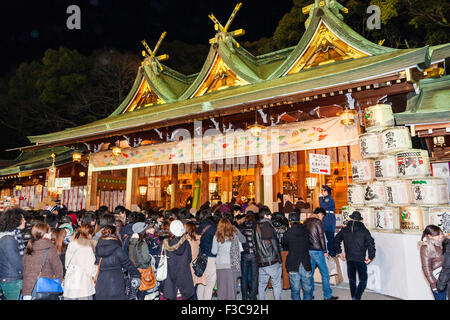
left=129, top=243, right=156, bottom=291
left=31, top=248, right=64, bottom=300
left=155, top=245, right=168, bottom=281
left=192, top=225, right=211, bottom=277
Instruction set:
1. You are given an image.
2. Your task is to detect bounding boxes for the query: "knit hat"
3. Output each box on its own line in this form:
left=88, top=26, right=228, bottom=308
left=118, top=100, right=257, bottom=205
left=170, top=220, right=185, bottom=237
left=288, top=212, right=300, bottom=223
left=132, top=222, right=149, bottom=234
left=58, top=223, right=73, bottom=236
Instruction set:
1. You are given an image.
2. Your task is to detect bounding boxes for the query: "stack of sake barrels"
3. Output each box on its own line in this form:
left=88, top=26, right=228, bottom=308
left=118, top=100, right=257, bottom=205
left=342, top=104, right=449, bottom=234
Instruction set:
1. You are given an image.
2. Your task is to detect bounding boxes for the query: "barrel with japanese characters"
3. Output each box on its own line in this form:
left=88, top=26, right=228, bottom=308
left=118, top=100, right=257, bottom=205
left=364, top=181, right=386, bottom=207
left=364, top=104, right=395, bottom=132
left=411, top=178, right=449, bottom=206
left=399, top=206, right=426, bottom=234
left=374, top=206, right=400, bottom=232
left=347, top=184, right=365, bottom=206
left=384, top=179, right=414, bottom=206
left=341, top=206, right=375, bottom=229
left=359, top=131, right=382, bottom=159
left=373, top=155, right=398, bottom=180
left=351, top=159, right=374, bottom=184
left=380, top=126, right=412, bottom=154
left=428, top=206, right=450, bottom=235
left=396, top=149, right=431, bottom=179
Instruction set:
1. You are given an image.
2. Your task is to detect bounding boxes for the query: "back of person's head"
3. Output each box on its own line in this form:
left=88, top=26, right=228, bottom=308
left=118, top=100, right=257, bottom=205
left=98, top=206, right=109, bottom=215
left=258, top=206, right=272, bottom=220
left=45, top=214, right=58, bottom=230
left=178, top=207, right=190, bottom=220
left=74, top=224, right=94, bottom=240
left=198, top=208, right=212, bottom=224
left=245, top=213, right=256, bottom=222
left=184, top=221, right=198, bottom=241
left=99, top=213, right=116, bottom=228
left=313, top=207, right=326, bottom=216
left=101, top=225, right=117, bottom=239
left=0, top=208, right=25, bottom=232
left=51, top=228, right=67, bottom=254
left=80, top=211, right=96, bottom=226
left=216, top=217, right=236, bottom=243
left=25, top=223, right=50, bottom=255
left=135, top=212, right=146, bottom=223
left=223, top=212, right=234, bottom=224
left=58, top=215, right=72, bottom=226
left=114, top=205, right=126, bottom=215
left=30, top=214, right=45, bottom=226
left=421, top=224, right=443, bottom=241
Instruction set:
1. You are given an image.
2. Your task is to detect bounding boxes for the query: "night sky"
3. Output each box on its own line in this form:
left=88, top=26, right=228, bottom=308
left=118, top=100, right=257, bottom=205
left=1, top=0, right=293, bottom=76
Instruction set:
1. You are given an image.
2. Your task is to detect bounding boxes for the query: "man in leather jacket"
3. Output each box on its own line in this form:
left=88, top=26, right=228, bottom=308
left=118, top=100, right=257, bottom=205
left=253, top=206, right=283, bottom=300
left=304, top=207, right=338, bottom=300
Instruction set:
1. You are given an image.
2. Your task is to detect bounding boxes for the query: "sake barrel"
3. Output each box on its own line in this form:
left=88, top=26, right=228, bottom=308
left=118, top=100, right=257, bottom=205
left=364, top=104, right=395, bottom=132
left=385, top=179, right=414, bottom=206
left=380, top=126, right=412, bottom=154
left=359, top=207, right=375, bottom=230
left=397, top=149, right=431, bottom=178
left=428, top=206, right=450, bottom=235
left=359, top=132, right=382, bottom=159
left=341, top=206, right=354, bottom=226
left=351, top=160, right=374, bottom=184
left=364, top=182, right=386, bottom=207
left=374, top=206, right=400, bottom=232
left=373, top=155, right=398, bottom=180
left=411, top=178, right=449, bottom=206
left=399, top=206, right=425, bottom=233
left=347, top=184, right=365, bottom=206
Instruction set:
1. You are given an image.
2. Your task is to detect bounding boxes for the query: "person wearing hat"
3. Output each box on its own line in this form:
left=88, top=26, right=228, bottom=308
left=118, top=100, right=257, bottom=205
left=334, top=211, right=376, bottom=300
left=281, top=212, right=313, bottom=300
left=129, top=222, right=152, bottom=300
left=319, top=185, right=336, bottom=257
left=158, top=220, right=195, bottom=300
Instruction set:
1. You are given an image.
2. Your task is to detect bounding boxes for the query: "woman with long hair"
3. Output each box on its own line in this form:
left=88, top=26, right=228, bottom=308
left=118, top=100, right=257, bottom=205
left=211, top=217, right=243, bottom=300
left=94, top=225, right=141, bottom=300
left=51, top=228, right=68, bottom=276
left=22, top=223, right=63, bottom=300
left=63, top=224, right=97, bottom=300
left=185, top=221, right=207, bottom=292
left=419, top=224, right=446, bottom=300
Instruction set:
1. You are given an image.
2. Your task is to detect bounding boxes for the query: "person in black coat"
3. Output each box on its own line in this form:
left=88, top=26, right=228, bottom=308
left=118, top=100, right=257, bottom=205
left=334, top=211, right=376, bottom=300
left=157, top=220, right=195, bottom=300
left=94, top=225, right=141, bottom=300
left=281, top=212, right=313, bottom=300
left=437, top=237, right=450, bottom=300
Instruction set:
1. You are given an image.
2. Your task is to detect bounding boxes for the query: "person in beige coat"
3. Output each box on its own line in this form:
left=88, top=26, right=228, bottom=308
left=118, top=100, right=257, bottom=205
left=184, top=221, right=207, bottom=288
left=63, top=225, right=98, bottom=300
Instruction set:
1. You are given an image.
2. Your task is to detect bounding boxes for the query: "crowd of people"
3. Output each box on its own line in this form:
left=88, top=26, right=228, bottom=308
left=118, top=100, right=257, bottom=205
left=0, top=189, right=448, bottom=300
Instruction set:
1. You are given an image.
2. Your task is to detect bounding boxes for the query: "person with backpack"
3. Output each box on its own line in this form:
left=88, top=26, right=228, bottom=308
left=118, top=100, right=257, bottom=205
left=334, top=211, right=376, bottom=300
left=238, top=212, right=258, bottom=300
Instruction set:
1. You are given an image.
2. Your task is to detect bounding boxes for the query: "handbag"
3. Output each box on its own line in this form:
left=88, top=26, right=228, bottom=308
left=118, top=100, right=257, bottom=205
left=326, top=255, right=338, bottom=276
left=191, top=225, right=212, bottom=277
left=129, top=244, right=156, bottom=291
left=156, top=246, right=168, bottom=281
left=31, top=248, right=63, bottom=300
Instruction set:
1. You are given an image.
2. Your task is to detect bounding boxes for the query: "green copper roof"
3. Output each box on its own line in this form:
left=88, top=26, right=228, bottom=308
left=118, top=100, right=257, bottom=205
left=0, top=147, right=74, bottom=176
left=28, top=47, right=429, bottom=145
left=395, top=75, right=450, bottom=125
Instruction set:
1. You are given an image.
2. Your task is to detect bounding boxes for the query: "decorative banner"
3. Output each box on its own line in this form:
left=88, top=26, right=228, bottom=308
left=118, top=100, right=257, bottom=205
left=90, top=117, right=358, bottom=170
left=55, top=177, right=72, bottom=191
left=280, top=153, right=289, bottom=167
left=309, top=154, right=331, bottom=175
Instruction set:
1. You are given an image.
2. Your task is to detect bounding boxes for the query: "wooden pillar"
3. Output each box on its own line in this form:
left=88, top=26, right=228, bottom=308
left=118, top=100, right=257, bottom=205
left=262, top=154, right=278, bottom=212
left=297, top=151, right=307, bottom=201
left=86, top=162, right=98, bottom=210
left=255, top=161, right=262, bottom=204
left=201, top=162, right=209, bottom=205
left=125, top=168, right=139, bottom=210
left=170, top=164, right=179, bottom=208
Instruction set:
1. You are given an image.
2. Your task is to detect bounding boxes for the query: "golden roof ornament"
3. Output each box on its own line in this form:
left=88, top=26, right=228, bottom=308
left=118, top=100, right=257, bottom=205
left=208, top=2, right=245, bottom=52
left=141, top=31, right=169, bottom=75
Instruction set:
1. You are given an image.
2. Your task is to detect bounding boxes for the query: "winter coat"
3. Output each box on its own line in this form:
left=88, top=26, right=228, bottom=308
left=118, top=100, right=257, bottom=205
left=63, top=237, right=97, bottom=299
left=197, top=220, right=217, bottom=257
left=253, top=219, right=282, bottom=267
left=158, top=235, right=195, bottom=300
left=281, top=224, right=312, bottom=272
left=187, top=235, right=207, bottom=286
left=22, top=239, right=63, bottom=296
left=0, top=232, right=23, bottom=282
left=304, top=217, right=327, bottom=252
left=119, top=223, right=135, bottom=256
left=94, top=238, right=140, bottom=300
left=333, top=220, right=376, bottom=262
left=419, top=238, right=444, bottom=289
left=129, top=236, right=152, bottom=269
left=437, top=239, right=450, bottom=295
left=239, top=221, right=256, bottom=255
left=211, top=234, right=243, bottom=269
